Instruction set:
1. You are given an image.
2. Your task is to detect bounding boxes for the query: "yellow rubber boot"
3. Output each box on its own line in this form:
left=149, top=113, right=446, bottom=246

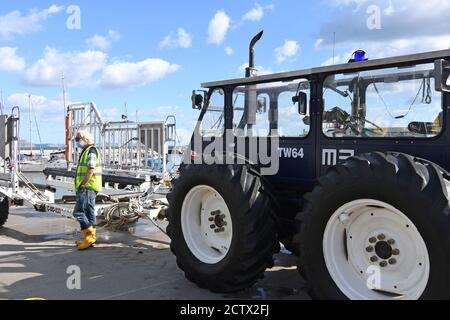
left=75, top=229, right=89, bottom=246
left=91, top=227, right=97, bottom=242
left=77, top=227, right=96, bottom=251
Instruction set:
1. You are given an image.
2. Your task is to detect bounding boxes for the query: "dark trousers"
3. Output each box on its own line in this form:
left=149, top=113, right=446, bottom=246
left=73, top=188, right=97, bottom=230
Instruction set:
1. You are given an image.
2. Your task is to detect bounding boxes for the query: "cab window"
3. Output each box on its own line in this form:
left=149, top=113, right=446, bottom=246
left=323, top=64, right=443, bottom=138
left=233, top=79, right=311, bottom=137
left=200, top=90, right=225, bottom=137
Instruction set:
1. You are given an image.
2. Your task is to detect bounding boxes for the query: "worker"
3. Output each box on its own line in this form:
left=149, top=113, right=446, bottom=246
left=73, top=131, right=103, bottom=250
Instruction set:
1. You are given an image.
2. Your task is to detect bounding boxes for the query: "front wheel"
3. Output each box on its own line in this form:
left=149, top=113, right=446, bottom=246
left=297, top=152, right=450, bottom=300
left=167, top=164, right=276, bottom=293
left=0, top=196, right=10, bottom=227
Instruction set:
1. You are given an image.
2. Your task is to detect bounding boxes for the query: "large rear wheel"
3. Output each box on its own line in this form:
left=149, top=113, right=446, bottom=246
left=297, top=152, right=450, bottom=300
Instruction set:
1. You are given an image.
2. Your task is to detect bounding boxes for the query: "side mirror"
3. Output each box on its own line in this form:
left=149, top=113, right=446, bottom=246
left=435, top=59, right=450, bottom=92
left=192, top=90, right=204, bottom=110
left=293, top=92, right=308, bottom=115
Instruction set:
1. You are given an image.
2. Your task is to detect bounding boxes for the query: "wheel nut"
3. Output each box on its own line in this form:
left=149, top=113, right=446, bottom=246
left=387, top=239, right=396, bottom=245
left=392, top=249, right=400, bottom=256
left=369, top=237, right=377, bottom=244
left=366, top=246, right=374, bottom=253
left=377, top=234, right=386, bottom=241
left=211, top=210, right=221, bottom=216
left=209, top=217, right=214, bottom=222
left=215, top=228, right=225, bottom=233
left=380, top=261, right=388, bottom=268
left=210, top=224, right=216, bottom=229
left=389, top=258, right=397, bottom=265
left=370, top=256, right=378, bottom=263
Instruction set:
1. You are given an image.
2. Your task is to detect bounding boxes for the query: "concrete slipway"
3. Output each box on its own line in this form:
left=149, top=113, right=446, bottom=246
left=0, top=207, right=310, bottom=300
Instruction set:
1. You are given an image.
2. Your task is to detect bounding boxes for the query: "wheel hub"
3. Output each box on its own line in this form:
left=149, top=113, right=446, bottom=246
left=213, top=212, right=226, bottom=228
left=375, top=241, right=393, bottom=260
left=208, top=210, right=227, bottom=232
left=367, top=235, right=400, bottom=266
left=181, top=185, right=233, bottom=264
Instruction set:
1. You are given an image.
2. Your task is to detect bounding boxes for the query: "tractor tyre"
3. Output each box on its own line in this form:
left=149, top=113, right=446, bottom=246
left=0, top=196, right=9, bottom=227
left=296, top=152, right=450, bottom=300
left=167, top=164, right=277, bottom=293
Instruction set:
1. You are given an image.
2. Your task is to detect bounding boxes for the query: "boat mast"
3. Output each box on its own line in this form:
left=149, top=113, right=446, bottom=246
left=62, top=74, right=67, bottom=119
left=62, top=74, right=69, bottom=164
left=0, top=89, right=4, bottom=116
left=28, top=94, right=33, bottom=157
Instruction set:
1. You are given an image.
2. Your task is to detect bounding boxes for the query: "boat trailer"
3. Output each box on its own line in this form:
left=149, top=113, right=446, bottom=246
left=0, top=107, right=170, bottom=231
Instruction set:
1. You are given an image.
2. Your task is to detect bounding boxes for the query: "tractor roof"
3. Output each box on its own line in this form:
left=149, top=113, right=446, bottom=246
left=202, top=49, right=450, bottom=89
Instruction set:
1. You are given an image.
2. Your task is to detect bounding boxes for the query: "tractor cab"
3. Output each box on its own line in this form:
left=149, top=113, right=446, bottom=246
left=191, top=36, right=450, bottom=188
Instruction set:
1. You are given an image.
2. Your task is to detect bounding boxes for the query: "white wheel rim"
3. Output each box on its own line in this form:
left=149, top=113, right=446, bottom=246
left=323, top=199, right=430, bottom=300
left=181, top=185, right=233, bottom=264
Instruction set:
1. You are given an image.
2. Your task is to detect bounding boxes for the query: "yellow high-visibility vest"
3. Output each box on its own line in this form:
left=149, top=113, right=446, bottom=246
left=75, top=146, right=102, bottom=193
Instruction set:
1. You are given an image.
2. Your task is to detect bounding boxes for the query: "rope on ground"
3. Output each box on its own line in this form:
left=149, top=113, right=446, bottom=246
left=102, top=200, right=169, bottom=235
left=103, top=202, right=142, bottom=230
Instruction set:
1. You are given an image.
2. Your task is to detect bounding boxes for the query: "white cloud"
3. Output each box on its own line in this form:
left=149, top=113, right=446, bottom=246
left=330, top=0, right=367, bottom=5
left=321, top=50, right=355, bottom=66
left=23, top=47, right=107, bottom=87
left=0, top=5, right=64, bottom=40
left=317, top=1, right=450, bottom=66
left=314, top=39, right=324, bottom=50
left=225, top=46, right=234, bottom=55
left=275, top=40, right=300, bottom=64
left=20, top=46, right=180, bottom=89
left=101, top=107, right=119, bottom=122
left=7, top=92, right=64, bottom=115
left=0, top=47, right=26, bottom=72
left=208, top=11, right=230, bottom=45
left=320, top=35, right=450, bottom=66
left=316, top=0, right=450, bottom=50
left=384, top=0, right=395, bottom=16
left=176, top=29, right=192, bottom=48
left=7, top=92, right=70, bottom=140
left=86, top=30, right=121, bottom=50
left=159, top=28, right=192, bottom=49
left=242, top=3, right=274, bottom=22
left=101, top=59, right=180, bottom=88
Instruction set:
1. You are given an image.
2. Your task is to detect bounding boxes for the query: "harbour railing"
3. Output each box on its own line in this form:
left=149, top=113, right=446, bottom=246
left=67, top=102, right=177, bottom=175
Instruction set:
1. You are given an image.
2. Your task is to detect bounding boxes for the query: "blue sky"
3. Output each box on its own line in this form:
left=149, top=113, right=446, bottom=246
left=0, top=0, right=449, bottom=144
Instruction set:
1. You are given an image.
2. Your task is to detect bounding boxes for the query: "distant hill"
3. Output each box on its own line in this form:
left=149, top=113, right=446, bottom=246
left=19, top=141, right=65, bottom=151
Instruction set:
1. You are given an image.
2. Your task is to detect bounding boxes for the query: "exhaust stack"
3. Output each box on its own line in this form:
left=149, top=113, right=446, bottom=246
left=246, top=31, right=264, bottom=78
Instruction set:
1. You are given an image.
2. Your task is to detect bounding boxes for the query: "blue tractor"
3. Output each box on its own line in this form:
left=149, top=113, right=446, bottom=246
left=167, top=31, right=450, bottom=300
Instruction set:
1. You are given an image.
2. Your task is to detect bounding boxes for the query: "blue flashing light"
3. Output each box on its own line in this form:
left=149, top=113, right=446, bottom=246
left=349, top=50, right=369, bottom=63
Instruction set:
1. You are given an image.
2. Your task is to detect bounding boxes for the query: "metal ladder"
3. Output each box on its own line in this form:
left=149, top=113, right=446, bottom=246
left=16, top=170, right=49, bottom=202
